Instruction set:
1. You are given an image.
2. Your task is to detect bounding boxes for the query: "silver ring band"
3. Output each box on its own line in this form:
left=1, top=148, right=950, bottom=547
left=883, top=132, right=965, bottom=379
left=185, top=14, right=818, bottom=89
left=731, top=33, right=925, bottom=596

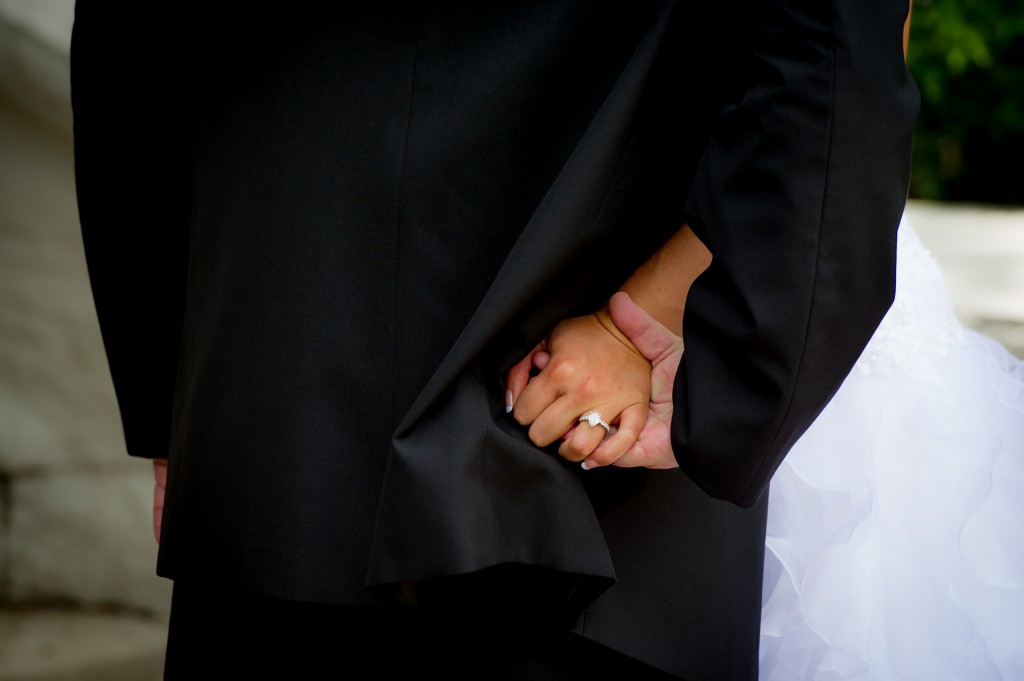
left=579, top=410, right=611, bottom=433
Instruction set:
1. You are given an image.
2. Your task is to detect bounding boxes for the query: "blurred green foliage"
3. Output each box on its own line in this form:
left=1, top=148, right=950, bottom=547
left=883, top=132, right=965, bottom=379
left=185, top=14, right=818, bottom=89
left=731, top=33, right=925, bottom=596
left=907, top=0, right=1024, bottom=205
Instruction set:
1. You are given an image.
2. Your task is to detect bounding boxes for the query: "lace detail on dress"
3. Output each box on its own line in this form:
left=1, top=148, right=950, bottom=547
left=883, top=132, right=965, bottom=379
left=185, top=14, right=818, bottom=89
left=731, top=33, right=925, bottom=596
left=855, top=219, right=963, bottom=375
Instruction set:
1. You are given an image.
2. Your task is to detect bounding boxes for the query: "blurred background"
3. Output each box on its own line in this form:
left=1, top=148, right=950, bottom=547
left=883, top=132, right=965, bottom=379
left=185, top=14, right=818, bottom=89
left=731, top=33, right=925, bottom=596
left=1, top=1, right=1021, bottom=679
left=907, top=0, right=1024, bottom=206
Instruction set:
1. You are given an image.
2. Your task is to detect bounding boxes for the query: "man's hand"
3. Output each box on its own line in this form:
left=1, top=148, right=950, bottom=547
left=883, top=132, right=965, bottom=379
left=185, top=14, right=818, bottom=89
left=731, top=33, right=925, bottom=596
left=153, top=458, right=167, bottom=544
left=604, top=292, right=682, bottom=469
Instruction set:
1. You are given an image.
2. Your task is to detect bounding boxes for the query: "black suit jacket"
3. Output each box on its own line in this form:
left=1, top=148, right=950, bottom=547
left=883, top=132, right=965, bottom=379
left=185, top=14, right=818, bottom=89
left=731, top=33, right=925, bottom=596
left=71, top=1, right=916, bottom=678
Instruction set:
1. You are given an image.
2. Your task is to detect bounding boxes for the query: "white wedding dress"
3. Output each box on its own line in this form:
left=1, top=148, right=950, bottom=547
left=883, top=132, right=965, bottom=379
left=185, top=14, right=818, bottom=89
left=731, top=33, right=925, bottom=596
left=759, top=216, right=1024, bottom=680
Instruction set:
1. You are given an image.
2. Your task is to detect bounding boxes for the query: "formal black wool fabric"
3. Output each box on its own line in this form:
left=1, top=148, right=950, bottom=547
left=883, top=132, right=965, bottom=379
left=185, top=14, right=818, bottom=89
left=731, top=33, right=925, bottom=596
left=72, top=1, right=916, bottom=678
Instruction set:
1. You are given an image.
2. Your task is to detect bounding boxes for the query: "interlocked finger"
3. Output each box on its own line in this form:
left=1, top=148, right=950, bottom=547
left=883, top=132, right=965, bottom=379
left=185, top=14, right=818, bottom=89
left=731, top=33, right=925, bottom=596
left=558, top=407, right=614, bottom=462
left=581, top=403, right=647, bottom=469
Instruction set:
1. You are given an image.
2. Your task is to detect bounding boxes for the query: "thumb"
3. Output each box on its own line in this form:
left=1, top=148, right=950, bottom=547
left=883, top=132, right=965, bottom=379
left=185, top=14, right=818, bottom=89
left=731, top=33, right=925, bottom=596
left=608, top=292, right=679, bottom=364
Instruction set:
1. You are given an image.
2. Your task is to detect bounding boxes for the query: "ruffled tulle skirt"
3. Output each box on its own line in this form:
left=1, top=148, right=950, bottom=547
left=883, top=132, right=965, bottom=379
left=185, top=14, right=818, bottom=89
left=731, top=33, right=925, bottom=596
left=759, top=221, right=1024, bottom=680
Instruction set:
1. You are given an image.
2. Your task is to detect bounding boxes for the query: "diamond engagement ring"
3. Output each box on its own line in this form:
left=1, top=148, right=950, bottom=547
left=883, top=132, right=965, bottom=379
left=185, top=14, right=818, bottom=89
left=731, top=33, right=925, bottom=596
left=578, top=410, right=611, bottom=433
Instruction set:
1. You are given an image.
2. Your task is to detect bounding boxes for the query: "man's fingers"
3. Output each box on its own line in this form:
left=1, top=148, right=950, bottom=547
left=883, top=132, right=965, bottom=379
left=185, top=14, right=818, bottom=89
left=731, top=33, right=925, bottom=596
left=505, top=346, right=539, bottom=411
left=608, top=292, right=680, bottom=364
left=153, top=459, right=168, bottom=545
left=505, top=357, right=530, bottom=412
left=614, top=418, right=676, bottom=469
left=154, top=458, right=167, bottom=488
left=505, top=344, right=550, bottom=411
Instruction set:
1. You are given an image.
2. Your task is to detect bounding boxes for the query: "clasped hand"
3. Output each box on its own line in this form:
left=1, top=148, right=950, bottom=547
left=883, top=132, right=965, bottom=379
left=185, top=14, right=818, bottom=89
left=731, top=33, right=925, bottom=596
left=506, top=292, right=682, bottom=470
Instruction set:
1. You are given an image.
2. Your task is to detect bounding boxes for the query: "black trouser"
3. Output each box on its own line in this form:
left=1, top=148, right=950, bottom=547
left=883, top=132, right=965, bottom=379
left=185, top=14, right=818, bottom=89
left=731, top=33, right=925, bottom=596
left=165, top=580, right=682, bottom=680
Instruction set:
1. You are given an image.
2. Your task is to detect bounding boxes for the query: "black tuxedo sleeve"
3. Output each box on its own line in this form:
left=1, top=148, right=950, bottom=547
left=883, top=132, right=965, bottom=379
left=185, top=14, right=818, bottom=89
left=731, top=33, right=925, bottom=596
left=71, top=2, right=191, bottom=459
left=674, top=0, right=918, bottom=506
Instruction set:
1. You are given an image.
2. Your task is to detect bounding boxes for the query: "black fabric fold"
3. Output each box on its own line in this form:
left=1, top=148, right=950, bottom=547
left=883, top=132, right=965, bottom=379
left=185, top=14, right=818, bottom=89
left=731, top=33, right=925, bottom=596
left=366, top=1, right=681, bottom=623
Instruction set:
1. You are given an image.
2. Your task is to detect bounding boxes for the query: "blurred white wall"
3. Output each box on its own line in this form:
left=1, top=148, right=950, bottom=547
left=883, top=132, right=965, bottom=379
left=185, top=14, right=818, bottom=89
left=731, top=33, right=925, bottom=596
left=909, top=201, right=1024, bottom=357
left=0, top=0, right=171, bottom=618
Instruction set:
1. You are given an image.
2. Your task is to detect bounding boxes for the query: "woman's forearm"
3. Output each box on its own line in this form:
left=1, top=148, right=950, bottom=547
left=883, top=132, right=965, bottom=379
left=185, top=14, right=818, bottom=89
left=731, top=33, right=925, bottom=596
left=616, top=224, right=711, bottom=336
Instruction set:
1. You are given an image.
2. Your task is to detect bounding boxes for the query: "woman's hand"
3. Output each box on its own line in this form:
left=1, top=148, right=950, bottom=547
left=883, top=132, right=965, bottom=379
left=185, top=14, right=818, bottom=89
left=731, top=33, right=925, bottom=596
left=506, top=224, right=708, bottom=469
left=506, top=297, right=653, bottom=469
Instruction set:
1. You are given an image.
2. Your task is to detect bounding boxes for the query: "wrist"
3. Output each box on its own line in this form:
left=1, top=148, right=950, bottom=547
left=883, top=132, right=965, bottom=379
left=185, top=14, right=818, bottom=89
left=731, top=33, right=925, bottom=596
left=617, top=224, right=710, bottom=336
left=592, top=307, right=648, bottom=365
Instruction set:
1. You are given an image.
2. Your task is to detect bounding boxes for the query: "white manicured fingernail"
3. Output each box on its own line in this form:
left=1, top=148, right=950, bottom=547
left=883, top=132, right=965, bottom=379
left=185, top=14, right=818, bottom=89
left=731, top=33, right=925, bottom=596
left=505, top=389, right=513, bottom=413
left=581, top=461, right=592, bottom=471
